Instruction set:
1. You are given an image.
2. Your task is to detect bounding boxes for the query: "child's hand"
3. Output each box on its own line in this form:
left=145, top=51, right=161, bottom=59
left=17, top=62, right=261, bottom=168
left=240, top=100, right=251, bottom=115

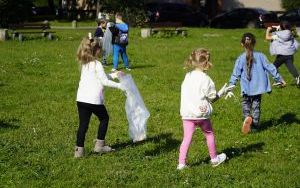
left=267, top=27, right=272, bottom=32
left=217, top=83, right=235, bottom=97
left=117, top=71, right=125, bottom=78
left=225, top=91, right=235, bottom=100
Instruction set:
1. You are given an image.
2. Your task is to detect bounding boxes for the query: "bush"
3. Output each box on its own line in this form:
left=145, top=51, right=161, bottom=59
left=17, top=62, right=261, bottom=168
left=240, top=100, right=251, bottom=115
left=100, top=0, right=147, bottom=27
left=0, top=0, right=33, bottom=28
left=281, top=0, right=300, bottom=10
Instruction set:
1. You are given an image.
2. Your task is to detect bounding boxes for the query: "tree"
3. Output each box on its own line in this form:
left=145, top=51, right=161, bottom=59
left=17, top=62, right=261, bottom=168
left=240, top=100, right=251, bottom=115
left=281, top=0, right=300, bottom=10
left=0, top=0, right=33, bottom=27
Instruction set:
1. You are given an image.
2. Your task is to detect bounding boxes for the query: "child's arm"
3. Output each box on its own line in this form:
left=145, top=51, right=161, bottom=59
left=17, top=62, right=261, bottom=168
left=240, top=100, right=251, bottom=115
left=96, top=62, right=124, bottom=90
left=265, top=27, right=274, bottom=41
left=228, top=57, right=242, bottom=86
left=261, top=54, right=285, bottom=84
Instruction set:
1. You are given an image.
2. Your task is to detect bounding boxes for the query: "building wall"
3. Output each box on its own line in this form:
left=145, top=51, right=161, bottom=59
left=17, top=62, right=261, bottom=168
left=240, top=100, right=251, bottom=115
left=222, top=0, right=283, bottom=11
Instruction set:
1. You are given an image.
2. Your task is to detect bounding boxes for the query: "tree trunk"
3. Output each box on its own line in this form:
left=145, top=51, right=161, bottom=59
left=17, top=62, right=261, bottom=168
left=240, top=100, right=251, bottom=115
left=96, top=0, right=101, bottom=18
left=48, top=0, right=55, bottom=14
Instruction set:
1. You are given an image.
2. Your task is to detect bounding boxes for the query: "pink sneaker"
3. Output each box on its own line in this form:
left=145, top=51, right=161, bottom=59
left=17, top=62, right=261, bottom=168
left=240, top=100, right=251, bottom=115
left=242, top=116, right=253, bottom=134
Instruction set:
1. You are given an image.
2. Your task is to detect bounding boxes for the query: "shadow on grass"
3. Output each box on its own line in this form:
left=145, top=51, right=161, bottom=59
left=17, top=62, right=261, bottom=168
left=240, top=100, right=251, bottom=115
left=110, top=132, right=180, bottom=155
left=0, top=118, right=20, bottom=132
left=191, top=142, right=265, bottom=166
left=258, top=112, right=300, bottom=132
left=104, top=63, right=155, bottom=70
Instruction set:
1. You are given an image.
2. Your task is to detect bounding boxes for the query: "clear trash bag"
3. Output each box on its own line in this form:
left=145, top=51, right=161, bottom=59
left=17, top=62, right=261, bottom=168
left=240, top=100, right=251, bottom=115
left=102, top=22, right=114, bottom=57
left=119, top=74, right=150, bottom=142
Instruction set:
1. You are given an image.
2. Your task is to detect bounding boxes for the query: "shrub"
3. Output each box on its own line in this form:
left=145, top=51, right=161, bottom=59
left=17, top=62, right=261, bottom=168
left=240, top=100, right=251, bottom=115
left=281, top=0, right=300, bottom=10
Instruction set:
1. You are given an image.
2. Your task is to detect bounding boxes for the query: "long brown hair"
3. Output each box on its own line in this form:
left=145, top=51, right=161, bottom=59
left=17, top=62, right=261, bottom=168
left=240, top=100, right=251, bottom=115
left=184, top=48, right=212, bottom=71
left=76, top=37, right=102, bottom=65
left=241, top=33, right=256, bottom=81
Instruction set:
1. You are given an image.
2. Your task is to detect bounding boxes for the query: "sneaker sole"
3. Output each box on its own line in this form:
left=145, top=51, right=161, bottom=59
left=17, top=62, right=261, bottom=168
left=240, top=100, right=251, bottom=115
left=242, top=116, right=253, bottom=134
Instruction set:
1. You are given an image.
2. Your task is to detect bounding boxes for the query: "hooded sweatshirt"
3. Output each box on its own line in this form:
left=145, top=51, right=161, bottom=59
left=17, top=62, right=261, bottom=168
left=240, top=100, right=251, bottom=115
left=270, top=30, right=298, bottom=55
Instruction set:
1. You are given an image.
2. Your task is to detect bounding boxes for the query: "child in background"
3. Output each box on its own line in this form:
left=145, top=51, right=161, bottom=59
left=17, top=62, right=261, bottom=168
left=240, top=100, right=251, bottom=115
left=74, top=36, right=124, bottom=158
left=94, top=18, right=108, bottom=66
left=178, top=48, right=233, bottom=170
left=227, top=33, right=286, bottom=134
left=109, top=12, right=130, bottom=71
left=265, top=21, right=300, bottom=87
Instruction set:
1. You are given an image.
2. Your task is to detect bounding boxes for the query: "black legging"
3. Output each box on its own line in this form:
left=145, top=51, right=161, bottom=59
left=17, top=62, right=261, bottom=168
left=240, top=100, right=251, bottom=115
left=76, top=102, right=109, bottom=147
left=274, top=55, right=299, bottom=78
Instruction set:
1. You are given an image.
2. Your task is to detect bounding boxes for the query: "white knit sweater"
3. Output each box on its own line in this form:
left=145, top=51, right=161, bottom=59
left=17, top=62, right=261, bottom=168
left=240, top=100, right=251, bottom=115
left=76, top=60, right=120, bottom=105
left=180, top=70, right=217, bottom=119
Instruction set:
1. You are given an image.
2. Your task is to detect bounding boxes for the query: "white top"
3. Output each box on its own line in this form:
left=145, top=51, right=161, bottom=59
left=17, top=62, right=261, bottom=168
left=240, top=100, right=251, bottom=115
left=76, top=60, right=120, bottom=105
left=180, top=70, right=217, bottom=120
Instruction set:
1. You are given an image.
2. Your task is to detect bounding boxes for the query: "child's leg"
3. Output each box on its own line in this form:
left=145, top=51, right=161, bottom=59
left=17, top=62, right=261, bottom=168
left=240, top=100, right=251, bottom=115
left=112, top=44, right=120, bottom=69
left=242, top=95, right=251, bottom=118
left=76, top=102, right=93, bottom=147
left=92, top=105, right=109, bottom=140
left=241, top=95, right=253, bottom=133
left=251, top=95, right=262, bottom=129
left=179, top=120, right=196, bottom=165
left=284, top=55, right=299, bottom=79
left=198, top=119, right=217, bottom=160
left=102, top=50, right=107, bottom=65
left=120, top=46, right=129, bottom=68
left=273, top=55, right=285, bottom=69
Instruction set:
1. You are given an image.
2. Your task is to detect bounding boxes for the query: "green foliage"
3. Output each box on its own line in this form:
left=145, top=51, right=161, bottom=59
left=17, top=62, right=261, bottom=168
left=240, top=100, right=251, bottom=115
left=0, top=27, right=299, bottom=187
left=281, top=0, right=300, bottom=10
left=0, top=0, right=33, bottom=27
left=101, top=0, right=147, bottom=27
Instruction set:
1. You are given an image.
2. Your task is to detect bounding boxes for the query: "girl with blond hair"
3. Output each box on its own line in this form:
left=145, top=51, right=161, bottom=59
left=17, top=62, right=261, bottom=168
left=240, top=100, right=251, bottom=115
left=74, top=36, right=124, bottom=158
left=178, top=48, right=232, bottom=170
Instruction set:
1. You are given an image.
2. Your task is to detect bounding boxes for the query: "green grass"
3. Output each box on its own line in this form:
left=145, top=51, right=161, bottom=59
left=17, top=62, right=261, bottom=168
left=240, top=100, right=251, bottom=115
left=1, top=27, right=299, bottom=187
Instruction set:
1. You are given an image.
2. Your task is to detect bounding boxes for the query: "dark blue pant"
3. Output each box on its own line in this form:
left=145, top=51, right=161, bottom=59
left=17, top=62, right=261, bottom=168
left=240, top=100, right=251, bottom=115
left=274, top=55, right=299, bottom=78
left=113, top=44, right=129, bottom=69
left=76, top=102, right=109, bottom=147
left=242, top=95, right=261, bottom=128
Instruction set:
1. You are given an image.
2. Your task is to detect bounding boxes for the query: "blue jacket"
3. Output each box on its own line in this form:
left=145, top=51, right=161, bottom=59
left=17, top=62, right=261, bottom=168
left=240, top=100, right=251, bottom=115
left=115, top=22, right=128, bottom=33
left=229, top=52, right=283, bottom=96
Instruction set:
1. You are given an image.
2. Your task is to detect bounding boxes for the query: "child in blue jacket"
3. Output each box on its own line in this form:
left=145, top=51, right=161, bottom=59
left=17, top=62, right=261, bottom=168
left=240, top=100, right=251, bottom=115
left=227, top=33, right=286, bottom=134
left=109, top=13, right=130, bottom=71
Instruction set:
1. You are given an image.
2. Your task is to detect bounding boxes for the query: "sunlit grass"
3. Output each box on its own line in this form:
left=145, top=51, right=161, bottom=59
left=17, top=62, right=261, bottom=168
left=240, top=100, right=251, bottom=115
left=0, top=27, right=299, bottom=187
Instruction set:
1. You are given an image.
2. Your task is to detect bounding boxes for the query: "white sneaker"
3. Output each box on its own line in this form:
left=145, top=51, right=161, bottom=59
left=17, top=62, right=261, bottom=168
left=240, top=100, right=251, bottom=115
left=177, top=164, right=188, bottom=170
left=211, top=153, right=226, bottom=167
left=126, top=67, right=131, bottom=71
left=111, top=68, right=117, bottom=72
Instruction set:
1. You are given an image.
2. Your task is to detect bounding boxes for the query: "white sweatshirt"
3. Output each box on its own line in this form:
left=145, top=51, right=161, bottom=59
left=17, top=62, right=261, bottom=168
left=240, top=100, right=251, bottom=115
left=180, top=70, right=217, bottom=120
left=76, top=60, right=120, bottom=105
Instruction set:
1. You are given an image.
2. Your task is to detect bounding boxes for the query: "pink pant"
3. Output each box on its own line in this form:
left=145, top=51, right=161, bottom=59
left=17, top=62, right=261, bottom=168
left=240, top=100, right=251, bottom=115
left=178, top=119, right=217, bottom=165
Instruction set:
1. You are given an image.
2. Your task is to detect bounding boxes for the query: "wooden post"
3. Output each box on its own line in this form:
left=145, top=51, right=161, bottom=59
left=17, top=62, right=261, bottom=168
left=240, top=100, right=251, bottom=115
left=0, top=29, right=8, bottom=41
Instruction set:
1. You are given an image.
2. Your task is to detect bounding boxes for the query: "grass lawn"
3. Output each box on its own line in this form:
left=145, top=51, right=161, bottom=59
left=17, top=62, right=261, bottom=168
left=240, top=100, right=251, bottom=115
left=0, top=27, right=299, bottom=187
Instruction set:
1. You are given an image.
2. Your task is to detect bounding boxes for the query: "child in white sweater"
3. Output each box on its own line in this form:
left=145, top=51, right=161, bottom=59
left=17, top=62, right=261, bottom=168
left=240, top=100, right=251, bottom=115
left=178, top=48, right=233, bottom=170
left=74, top=36, right=124, bottom=158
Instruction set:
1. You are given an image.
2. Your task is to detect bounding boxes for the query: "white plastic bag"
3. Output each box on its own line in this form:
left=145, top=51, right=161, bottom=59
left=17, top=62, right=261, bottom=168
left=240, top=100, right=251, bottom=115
left=102, top=22, right=114, bottom=57
left=119, top=74, right=150, bottom=142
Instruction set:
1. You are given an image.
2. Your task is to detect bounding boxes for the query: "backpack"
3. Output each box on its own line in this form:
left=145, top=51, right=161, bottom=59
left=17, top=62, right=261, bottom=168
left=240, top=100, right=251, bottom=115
left=115, top=29, right=128, bottom=45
